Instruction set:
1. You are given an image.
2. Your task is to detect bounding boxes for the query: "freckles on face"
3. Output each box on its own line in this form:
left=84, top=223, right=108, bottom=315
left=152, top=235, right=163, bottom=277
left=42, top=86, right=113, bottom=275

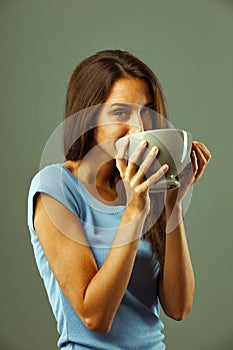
left=94, top=77, right=153, bottom=145
left=105, top=77, right=152, bottom=106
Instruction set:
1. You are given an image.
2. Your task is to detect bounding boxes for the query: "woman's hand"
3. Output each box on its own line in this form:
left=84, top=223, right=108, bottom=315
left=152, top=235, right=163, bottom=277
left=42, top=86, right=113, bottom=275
left=165, top=141, right=211, bottom=211
left=115, top=137, right=169, bottom=215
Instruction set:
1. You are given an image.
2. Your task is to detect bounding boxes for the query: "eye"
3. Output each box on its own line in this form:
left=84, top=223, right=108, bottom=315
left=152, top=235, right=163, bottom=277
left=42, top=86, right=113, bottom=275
left=140, top=107, right=154, bottom=117
left=140, top=107, right=154, bottom=130
left=113, top=109, right=130, bottom=119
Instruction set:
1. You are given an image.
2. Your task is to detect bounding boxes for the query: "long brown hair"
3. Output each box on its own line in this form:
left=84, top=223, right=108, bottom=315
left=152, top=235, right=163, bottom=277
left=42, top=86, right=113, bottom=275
left=64, top=49, right=168, bottom=268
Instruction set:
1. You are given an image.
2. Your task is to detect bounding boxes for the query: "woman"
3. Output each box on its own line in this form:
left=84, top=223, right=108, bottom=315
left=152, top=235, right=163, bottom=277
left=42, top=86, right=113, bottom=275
left=27, top=50, right=211, bottom=349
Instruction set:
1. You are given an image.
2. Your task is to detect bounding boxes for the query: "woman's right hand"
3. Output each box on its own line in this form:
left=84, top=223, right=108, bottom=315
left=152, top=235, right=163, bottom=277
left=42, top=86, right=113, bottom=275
left=115, top=137, right=169, bottom=215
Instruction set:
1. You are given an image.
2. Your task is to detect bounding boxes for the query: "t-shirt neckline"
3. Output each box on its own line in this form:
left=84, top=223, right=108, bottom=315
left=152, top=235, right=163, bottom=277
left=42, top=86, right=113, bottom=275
left=59, top=163, right=125, bottom=214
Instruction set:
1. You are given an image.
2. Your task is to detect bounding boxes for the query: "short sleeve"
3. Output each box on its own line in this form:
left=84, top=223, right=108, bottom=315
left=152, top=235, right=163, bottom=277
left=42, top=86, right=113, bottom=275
left=27, top=164, right=80, bottom=232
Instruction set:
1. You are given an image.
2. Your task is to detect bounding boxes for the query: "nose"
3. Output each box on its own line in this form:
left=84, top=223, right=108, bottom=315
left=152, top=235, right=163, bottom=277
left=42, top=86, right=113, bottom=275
left=127, top=111, right=144, bottom=135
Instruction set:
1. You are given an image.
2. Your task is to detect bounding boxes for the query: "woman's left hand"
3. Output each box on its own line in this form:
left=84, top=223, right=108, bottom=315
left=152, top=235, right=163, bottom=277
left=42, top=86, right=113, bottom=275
left=165, top=141, right=211, bottom=209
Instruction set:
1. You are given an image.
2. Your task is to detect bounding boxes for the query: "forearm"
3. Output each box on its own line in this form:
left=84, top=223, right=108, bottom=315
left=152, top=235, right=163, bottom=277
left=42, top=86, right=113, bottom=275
left=158, top=204, right=195, bottom=320
left=35, top=193, right=146, bottom=334
left=82, top=207, right=145, bottom=332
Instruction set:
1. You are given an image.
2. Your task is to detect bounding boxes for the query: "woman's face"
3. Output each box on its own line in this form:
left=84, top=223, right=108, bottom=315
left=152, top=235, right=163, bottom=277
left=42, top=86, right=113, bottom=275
left=93, top=77, right=154, bottom=152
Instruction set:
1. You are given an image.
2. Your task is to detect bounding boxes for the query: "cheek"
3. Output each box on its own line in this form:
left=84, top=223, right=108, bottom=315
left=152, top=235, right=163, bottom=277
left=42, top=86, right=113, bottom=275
left=109, top=125, right=129, bottom=139
left=96, top=125, right=129, bottom=142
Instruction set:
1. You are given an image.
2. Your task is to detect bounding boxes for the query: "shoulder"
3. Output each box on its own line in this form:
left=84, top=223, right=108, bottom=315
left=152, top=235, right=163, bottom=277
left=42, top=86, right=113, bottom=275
left=29, top=164, right=63, bottom=203
left=29, top=163, right=78, bottom=196
left=27, top=164, right=81, bottom=229
left=30, top=163, right=66, bottom=188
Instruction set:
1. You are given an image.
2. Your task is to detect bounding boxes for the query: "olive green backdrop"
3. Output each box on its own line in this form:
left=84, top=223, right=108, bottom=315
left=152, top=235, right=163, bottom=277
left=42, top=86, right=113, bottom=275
left=1, top=0, right=232, bottom=349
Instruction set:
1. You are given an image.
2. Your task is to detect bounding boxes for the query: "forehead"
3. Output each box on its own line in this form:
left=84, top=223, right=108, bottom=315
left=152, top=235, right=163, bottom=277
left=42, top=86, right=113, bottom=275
left=105, top=77, right=152, bottom=106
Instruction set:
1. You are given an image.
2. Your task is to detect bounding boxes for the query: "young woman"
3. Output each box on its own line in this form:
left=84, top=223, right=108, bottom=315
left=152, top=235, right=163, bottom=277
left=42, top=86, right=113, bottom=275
left=27, top=50, right=211, bottom=350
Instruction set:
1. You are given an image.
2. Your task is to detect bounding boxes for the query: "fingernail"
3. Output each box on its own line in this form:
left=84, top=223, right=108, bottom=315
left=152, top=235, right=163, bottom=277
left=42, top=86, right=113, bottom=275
left=151, top=146, right=158, bottom=153
left=140, top=140, right=147, bottom=146
left=163, top=164, right=169, bottom=171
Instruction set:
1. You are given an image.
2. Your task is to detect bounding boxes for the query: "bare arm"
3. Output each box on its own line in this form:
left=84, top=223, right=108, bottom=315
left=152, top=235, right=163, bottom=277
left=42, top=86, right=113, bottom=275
left=34, top=139, right=167, bottom=333
left=158, top=204, right=195, bottom=320
left=158, top=141, right=211, bottom=320
left=34, top=193, right=144, bottom=333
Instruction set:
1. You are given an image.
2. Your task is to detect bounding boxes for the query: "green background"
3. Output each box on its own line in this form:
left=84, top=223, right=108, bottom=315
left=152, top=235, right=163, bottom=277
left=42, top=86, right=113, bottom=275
left=1, top=0, right=233, bottom=349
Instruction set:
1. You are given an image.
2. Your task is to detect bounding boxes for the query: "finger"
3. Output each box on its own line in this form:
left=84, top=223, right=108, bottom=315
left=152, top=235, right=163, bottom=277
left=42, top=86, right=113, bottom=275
left=133, top=146, right=159, bottom=185
left=135, top=164, right=169, bottom=194
left=192, top=141, right=211, bottom=161
left=127, top=140, right=148, bottom=175
left=116, top=137, right=129, bottom=159
left=192, top=146, right=207, bottom=183
left=115, top=138, right=129, bottom=175
left=190, top=150, right=198, bottom=182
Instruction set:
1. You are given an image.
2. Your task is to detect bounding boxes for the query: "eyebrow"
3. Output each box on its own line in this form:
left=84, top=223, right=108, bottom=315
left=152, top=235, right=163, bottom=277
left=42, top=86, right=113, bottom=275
left=110, top=102, right=154, bottom=108
left=110, top=103, right=130, bottom=108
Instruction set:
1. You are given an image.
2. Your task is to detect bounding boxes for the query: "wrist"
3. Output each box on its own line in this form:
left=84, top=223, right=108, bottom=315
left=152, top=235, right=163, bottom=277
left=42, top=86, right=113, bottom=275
left=165, top=201, right=184, bottom=233
left=114, top=205, right=147, bottom=247
left=123, top=203, right=149, bottom=223
left=165, top=201, right=183, bottom=217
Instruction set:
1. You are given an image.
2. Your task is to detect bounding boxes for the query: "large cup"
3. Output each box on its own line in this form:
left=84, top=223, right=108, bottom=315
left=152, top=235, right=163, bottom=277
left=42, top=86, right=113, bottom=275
left=125, top=129, right=193, bottom=192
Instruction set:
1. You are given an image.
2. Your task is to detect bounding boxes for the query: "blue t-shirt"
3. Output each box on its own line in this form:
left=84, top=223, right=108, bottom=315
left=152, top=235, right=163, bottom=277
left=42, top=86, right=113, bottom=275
left=27, top=163, right=166, bottom=350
